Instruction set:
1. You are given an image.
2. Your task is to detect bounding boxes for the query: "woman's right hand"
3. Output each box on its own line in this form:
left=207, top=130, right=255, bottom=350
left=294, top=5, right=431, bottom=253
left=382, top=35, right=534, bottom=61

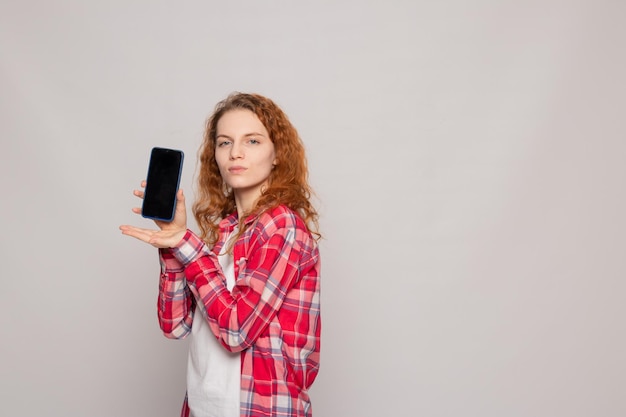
left=119, top=180, right=188, bottom=248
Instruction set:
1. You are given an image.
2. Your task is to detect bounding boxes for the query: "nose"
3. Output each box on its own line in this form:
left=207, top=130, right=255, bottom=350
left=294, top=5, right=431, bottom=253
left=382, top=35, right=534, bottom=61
left=229, top=141, right=244, bottom=160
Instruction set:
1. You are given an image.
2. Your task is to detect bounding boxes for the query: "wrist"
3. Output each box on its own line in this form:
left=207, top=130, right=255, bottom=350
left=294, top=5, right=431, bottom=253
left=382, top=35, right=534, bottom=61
left=171, top=229, right=188, bottom=248
left=170, top=229, right=210, bottom=266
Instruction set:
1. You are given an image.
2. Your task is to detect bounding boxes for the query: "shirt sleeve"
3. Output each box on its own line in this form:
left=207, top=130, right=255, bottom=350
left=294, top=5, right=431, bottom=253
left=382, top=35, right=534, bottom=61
left=170, top=217, right=311, bottom=353
left=157, top=247, right=196, bottom=339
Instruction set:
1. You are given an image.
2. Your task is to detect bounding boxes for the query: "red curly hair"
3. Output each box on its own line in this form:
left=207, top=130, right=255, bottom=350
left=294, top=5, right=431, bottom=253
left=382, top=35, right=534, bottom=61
left=193, top=92, right=319, bottom=246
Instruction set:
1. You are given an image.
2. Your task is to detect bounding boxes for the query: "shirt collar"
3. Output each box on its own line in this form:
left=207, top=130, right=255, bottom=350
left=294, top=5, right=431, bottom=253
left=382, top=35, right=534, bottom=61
left=219, top=210, right=259, bottom=232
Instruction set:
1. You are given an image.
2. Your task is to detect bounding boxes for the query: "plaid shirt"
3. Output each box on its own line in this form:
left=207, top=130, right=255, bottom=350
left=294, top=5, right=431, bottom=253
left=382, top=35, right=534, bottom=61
left=158, top=205, right=321, bottom=417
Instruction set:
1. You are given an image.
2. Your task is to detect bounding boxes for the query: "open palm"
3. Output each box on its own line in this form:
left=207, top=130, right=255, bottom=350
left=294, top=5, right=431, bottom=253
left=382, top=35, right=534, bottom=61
left=119, top=180, right=188, bottom=248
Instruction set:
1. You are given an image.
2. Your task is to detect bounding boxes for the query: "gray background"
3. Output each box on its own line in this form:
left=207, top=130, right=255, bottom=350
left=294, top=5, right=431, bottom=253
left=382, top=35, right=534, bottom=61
left=1, top=1, right=625, bottom=416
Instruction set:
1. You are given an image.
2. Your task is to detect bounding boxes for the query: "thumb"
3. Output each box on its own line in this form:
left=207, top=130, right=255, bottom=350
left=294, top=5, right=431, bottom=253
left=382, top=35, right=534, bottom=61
left=176, top=189, right=186, bottom=209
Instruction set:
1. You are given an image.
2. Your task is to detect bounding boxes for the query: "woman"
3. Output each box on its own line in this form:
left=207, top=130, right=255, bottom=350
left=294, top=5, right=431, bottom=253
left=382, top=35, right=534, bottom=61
left=120, top=93, right=321, bottom=417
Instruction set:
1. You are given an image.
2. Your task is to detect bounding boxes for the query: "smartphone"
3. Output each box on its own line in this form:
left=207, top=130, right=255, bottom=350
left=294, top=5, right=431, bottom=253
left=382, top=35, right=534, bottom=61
left=141, top=147, right=184, bottom=222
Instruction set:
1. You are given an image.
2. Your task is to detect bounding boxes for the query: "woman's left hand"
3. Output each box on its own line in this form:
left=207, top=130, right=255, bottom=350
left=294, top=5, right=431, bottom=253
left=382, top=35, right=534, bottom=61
left=119, top=181, right=188, bottom=249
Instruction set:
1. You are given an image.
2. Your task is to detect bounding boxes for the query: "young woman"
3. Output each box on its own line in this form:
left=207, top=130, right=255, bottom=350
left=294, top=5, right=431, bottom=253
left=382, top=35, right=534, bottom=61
left=120, top=93, right=321, bottom=417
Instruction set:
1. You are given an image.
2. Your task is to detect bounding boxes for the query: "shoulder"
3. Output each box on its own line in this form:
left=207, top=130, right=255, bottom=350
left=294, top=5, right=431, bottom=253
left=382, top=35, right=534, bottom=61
left=258, top=205, right=306, bottom=230
left=250, top=205, right=313, bottom=246
left=240, top=206, right=319, bottom=268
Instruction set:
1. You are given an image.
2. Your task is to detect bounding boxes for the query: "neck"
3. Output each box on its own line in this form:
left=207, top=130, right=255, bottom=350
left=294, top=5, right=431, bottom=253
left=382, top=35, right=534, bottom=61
left=234, top=191, right=257, bottom=219
left=233, top=181, right=269, bottom=219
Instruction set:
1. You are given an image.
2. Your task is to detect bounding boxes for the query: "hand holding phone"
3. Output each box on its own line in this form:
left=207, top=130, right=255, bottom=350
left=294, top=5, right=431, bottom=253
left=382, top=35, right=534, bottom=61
left=141, top=147, right=184, bottom=222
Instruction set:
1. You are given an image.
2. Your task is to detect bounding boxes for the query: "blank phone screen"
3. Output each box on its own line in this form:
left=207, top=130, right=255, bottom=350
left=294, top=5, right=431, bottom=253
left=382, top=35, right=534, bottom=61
left=141, top=147, right=184, bottom=221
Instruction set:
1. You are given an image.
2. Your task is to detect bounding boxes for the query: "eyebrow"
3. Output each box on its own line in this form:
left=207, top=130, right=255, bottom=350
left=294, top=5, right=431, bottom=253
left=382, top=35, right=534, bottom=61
left=216, top=132, right=267, bottom=139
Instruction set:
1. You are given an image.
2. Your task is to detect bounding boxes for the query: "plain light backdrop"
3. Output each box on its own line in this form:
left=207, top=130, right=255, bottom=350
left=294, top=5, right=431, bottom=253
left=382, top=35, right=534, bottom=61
left=1, top=1, right=625, bottom=416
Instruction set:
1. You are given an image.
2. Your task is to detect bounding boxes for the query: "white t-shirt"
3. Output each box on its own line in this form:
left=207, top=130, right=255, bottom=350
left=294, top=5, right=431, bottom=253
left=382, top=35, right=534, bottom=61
left=186, top=231, right=241, bottom=417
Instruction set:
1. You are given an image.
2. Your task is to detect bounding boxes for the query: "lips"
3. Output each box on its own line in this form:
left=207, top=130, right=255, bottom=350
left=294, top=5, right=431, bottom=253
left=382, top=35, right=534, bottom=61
left=228, top=166, right=247, bottom=174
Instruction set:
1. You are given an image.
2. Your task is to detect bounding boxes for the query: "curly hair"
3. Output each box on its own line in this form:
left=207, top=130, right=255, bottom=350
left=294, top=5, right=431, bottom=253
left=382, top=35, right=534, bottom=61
left=193, top=92, right=319, bottom=247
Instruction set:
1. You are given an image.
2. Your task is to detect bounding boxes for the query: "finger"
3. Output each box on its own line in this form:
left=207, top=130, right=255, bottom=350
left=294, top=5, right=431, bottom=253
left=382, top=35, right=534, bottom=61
left=119, top=224, right=151, bottom=237
left=133, top=189, right=145, bottom=199
left=141, top=180, right=147, bottom=188
left=119, top=225, right=156, bottom=243
left=132, top=207, right=142, bottom=214
left=170, top=189, right=188, bottom=229
left=176, top=189, right=185, bottom=206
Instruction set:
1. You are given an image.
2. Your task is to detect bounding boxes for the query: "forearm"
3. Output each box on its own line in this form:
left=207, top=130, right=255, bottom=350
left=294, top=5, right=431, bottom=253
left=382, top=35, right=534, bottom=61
left=157, top=248, right=194, bottom=339
left=171, top=222, right=317, bottom=352
left=173, top=226, right=307, bottom=352
left=166, top=230, right=248, bottom=349
left=184, top=257, right=256, bottom=352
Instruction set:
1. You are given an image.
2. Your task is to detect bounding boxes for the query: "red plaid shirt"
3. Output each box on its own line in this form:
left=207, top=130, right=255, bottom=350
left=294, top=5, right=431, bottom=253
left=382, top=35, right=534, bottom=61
left=157, top=205, right=321, bottom=417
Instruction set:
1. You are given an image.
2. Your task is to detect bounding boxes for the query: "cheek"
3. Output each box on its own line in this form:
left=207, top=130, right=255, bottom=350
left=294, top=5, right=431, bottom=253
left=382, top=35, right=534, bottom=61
left=268, top=150, right=277, bottom=167
left=264, top=154, right=277, bottom=173
left=214, top=151, right=227, bottom=171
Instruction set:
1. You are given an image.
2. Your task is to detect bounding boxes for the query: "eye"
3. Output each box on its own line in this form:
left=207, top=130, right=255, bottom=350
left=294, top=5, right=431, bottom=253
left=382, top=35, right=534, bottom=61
left=248, top=138, right=260, bottom=145
left=217, top=139, right=231, bottom=147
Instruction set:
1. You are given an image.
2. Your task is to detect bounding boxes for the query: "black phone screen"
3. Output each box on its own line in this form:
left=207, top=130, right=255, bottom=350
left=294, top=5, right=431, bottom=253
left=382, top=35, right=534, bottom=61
left=141, top=147, right=184, bottom=222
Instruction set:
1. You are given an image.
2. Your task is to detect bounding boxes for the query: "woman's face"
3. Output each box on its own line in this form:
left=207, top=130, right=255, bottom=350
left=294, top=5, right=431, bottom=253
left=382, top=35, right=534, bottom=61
left=215, top=109, right=276, bottom=209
